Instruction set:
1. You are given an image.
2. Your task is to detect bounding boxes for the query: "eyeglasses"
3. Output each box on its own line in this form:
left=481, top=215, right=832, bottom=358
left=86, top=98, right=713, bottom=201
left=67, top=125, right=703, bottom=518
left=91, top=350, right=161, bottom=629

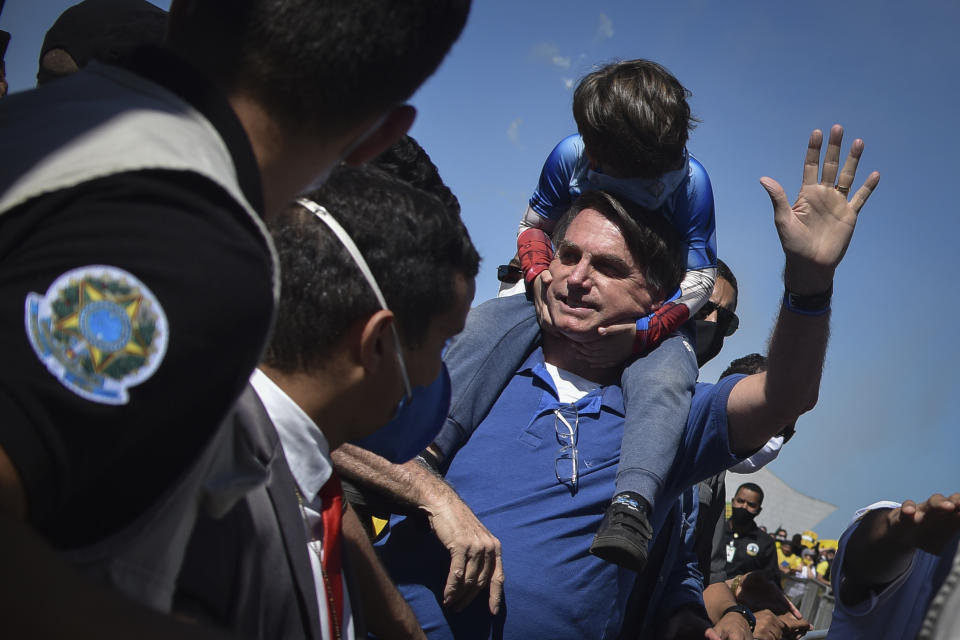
left=694, top=300, right=739, bottom=336
left=497, top=263, right=523, bottom=284
left=554, top=405, right=579, bottom=492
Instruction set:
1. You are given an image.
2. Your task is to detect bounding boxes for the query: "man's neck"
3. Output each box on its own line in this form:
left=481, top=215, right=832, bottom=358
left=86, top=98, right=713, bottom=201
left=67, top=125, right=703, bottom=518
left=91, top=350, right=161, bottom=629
left=541, top=333, right=622, bottom=385
left=257, top=365, right=352, bottom=450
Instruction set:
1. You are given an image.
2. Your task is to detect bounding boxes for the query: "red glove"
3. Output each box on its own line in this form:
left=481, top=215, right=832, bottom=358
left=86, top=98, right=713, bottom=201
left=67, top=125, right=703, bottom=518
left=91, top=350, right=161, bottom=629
left=518, top=228, right=554, bottom=284
left=633, top=301, right=690, bottom=354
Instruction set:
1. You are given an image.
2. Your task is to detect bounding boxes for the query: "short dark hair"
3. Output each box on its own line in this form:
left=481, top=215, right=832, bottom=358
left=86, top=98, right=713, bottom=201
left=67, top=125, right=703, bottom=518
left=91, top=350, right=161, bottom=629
left=166, top=0, right=470, bottom=133
left=551, top=190, right=684, bottom=298
left=370, top=135, right=460, bottom=216
left=262, top=164, right=479, bottom=373
left=736, top=482, right=765, bottom=504
left=572, top=59, right=697, bottom=179
left=716, top=258, right=738, bottom=305
left=721, top=353, right=766, bottom=378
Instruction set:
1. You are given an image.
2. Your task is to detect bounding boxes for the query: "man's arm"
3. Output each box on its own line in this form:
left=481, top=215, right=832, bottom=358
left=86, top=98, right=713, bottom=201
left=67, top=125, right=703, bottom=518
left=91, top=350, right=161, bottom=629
left=838, top=493, right=960, bottom=607
left=341, top=503, right=427, bottom=640
left=703, top=582, right=752, bottom=640
left=727, top=125, right=879, bottom=454
left=332, top=444, right=504, bottom=614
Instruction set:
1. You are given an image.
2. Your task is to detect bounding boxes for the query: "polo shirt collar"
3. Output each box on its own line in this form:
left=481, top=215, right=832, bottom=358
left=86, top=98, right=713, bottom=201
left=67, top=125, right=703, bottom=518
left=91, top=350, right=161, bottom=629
left=518, top=347, right=625, bottom=417
left=122, top=46, right=264, bottom=215
left=249, top=368, right=332, bottom=504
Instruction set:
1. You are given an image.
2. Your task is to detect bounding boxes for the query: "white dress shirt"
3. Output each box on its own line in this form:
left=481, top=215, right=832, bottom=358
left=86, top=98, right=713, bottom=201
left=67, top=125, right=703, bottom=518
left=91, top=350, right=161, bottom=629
left=250, top=368, right=356, bottom=640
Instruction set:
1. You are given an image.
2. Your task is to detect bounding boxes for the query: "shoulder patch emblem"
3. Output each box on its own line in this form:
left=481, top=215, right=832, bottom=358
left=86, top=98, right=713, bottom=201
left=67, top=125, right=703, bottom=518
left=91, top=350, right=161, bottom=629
left=25, top=265, right=168, bottom=405
left=746, top=542, right=760, bottom=556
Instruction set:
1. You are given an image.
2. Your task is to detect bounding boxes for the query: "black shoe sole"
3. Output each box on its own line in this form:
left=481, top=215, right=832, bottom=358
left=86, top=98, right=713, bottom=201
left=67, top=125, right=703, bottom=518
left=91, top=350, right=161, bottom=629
left=589, top=534, right=648, bottom=573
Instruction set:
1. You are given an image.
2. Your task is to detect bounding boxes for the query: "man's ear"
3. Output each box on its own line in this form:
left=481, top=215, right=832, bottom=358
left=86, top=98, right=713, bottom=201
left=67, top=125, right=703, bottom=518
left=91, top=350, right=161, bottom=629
left=356, top=309, right=398, bottom=375
left=343, top=105, right=416, bottom=166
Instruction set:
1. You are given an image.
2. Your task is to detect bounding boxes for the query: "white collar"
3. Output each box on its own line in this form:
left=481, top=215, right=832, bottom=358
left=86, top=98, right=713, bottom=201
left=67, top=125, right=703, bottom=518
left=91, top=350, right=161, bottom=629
left=249, top=368, right=332, bottom=504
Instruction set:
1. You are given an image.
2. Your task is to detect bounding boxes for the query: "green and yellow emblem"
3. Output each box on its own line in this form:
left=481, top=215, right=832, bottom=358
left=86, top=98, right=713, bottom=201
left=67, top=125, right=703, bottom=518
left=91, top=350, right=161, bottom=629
left=25, top=265, right=168, bottom=405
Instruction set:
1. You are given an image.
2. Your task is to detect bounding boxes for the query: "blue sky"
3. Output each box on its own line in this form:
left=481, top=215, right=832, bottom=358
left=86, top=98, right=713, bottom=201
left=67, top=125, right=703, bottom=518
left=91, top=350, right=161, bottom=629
left=2, top=0, right=959, bottom=538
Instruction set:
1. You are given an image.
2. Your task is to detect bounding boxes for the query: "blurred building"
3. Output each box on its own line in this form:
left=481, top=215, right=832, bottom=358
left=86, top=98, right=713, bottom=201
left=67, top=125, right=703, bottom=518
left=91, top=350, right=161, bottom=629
left=727, top=467, right=836, bottom=535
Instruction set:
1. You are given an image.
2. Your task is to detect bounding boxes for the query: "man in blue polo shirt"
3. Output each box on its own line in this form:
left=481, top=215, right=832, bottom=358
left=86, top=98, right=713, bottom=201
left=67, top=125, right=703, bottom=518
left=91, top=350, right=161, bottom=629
left=334, top=125, right=879, bottom=639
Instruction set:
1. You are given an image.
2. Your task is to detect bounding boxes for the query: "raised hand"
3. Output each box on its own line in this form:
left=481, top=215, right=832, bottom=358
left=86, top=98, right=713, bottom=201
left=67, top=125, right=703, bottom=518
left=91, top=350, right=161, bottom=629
left=890, top=492, right=960, bottom=555
left=760, top=124, right=880, bottom=294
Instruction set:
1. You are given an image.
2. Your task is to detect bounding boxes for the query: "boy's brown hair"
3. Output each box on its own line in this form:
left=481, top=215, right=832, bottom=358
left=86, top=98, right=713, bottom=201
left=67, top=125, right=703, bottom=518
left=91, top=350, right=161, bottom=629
left=573, top=59, right=696, bottom=179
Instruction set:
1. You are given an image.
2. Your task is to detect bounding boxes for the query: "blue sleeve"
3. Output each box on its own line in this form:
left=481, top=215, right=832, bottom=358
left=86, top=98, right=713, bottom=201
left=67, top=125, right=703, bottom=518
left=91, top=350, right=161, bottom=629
left=528, top=134, right=584, bottom=221
left=432, top=295, right=540, bottom=460
left=659, top=488, right=708, bottom=614
left=669, top=155, right=717, bottom=272
left=667, top=375, right=747, bottom=496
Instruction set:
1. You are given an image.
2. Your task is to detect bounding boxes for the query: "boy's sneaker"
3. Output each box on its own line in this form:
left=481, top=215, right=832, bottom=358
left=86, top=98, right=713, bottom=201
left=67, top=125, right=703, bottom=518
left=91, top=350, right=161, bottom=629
left=588, top=492, right=653, bottom=573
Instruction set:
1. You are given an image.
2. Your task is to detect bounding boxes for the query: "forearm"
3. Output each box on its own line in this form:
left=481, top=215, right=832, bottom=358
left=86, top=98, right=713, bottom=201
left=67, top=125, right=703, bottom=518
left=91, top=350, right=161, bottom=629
left=0, top=513, right=233, bottom=640
left=703, top=581, right=739, bottom=623
left=727, top=301, right=829, bottom=454
left=342, top=504, right=426, bottom=640
left=332, top=444, right=458, bottom=516
left=840, top=508, right=914, bottom=598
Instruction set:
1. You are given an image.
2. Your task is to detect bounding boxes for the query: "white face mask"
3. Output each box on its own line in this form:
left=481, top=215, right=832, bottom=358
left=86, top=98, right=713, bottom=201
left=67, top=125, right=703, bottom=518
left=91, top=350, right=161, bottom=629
left=295, top=197, right=455, bottom=464
left=295, top=197, right=413, bottom=399
left=298, top=113, right=390, bottom=195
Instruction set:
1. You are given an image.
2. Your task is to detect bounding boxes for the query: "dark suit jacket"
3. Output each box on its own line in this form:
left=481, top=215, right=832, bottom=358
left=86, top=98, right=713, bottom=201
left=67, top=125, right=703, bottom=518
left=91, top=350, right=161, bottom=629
left=174, top=385, right=365, bottom=639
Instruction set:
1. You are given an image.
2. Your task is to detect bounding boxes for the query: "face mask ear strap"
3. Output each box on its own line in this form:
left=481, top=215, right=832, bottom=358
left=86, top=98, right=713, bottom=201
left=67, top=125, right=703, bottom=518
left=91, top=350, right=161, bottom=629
left=296, top=198, right=413, bottom=399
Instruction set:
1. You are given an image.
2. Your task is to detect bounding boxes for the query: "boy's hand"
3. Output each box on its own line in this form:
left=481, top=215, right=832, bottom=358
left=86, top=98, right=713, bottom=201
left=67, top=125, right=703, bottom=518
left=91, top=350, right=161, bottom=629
left=571, top=321, right=636, bottom=367
left=532, top=271, right=562, bottom=337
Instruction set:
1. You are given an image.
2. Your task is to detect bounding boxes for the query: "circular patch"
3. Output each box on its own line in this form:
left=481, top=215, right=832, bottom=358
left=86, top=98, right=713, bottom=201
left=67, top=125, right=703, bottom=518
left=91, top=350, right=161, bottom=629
left=746, top=542, right=760, bottom=557
left=25, top=265, right=168, bottom=405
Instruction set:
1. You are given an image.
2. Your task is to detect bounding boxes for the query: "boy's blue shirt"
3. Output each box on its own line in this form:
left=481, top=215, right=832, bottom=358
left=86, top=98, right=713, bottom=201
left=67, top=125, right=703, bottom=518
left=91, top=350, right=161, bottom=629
left=528, top=133, right=718, bottom=273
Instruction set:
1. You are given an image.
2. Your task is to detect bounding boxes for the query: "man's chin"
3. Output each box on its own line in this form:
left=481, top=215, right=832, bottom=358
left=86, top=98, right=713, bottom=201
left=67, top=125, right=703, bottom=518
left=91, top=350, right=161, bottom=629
left=551, top=316, right=602, bottom=343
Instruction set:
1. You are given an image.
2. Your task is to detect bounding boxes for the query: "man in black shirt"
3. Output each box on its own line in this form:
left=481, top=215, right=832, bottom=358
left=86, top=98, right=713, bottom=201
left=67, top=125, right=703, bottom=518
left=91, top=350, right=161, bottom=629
left=710, top=482, right=780, bottom=586
left=0, top=0, right=471, bottom=637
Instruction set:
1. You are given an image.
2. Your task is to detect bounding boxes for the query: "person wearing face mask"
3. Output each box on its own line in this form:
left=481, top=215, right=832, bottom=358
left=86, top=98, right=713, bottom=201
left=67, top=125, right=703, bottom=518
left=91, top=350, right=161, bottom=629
left=0, top=0, right=472, bottom=637
left=693, top=259, right=739, bottom=367
left=710, top=483, right=781, bottom=587
left=173, top=163, right=479, bottom=640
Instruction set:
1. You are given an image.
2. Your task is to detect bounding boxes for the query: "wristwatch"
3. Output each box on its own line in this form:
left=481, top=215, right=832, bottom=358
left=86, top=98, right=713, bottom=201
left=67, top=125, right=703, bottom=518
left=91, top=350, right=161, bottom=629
left=722, top=604, right=756, bottom=631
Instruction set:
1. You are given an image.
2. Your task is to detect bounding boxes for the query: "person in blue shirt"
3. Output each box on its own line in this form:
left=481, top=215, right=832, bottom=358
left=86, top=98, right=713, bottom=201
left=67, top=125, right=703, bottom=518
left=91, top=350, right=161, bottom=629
left=496, top=59, right=718, bottom=571
left=828, top=494, right=960, bottom=640
left=335, top=124, right=878, bottom=639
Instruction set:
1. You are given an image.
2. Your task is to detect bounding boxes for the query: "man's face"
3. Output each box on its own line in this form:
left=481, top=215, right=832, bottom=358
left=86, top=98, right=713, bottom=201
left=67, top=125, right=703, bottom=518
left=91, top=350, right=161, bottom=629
left=704, top=276, right=737, bottom=324
left=544, top=209, right=660, bottom=340
left=694, top=274, right=738, bottom=366
left=732, top=488, right=763, bottom=515
left=399, top=272, right=475, bottom=390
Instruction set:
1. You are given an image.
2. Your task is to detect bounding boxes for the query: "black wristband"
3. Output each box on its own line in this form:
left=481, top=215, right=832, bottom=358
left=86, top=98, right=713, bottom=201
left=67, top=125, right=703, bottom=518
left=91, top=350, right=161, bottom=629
left=783, top=283, right=833, bottom=316
left=722, top=604, right=756, bottom=631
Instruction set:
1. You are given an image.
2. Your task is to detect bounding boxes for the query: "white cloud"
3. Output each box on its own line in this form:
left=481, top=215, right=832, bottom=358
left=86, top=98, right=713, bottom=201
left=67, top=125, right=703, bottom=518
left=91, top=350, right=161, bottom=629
left=562, top=78, right=575, bottom=89
left=507, top=118, right=522, bottom=146
left=532, top=43, right=571, bottom=69
left=596, top=13, right=614, bottom=39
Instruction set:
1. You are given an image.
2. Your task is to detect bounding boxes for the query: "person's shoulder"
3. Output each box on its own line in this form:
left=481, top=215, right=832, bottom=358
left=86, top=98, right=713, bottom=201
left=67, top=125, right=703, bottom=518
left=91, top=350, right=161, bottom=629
left=692, top=374, right=745, bottom=406
left=542, top=134, right=585, bottom=165
left=688, top=153, right=711, bottom=180
left=554, top=133, right=584, bottom=153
